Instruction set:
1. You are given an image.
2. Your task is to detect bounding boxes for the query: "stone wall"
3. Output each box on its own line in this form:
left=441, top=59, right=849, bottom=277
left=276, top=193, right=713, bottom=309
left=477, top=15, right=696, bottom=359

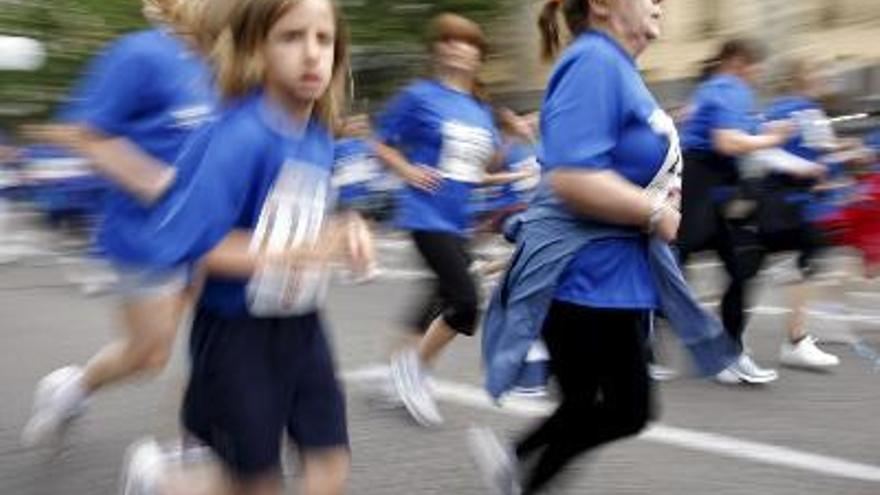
left=487, top=0, right=880, bottom=92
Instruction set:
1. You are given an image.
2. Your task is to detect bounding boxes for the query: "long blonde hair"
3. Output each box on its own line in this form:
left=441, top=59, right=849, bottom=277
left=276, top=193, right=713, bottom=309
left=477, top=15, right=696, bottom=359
left=211, top=0, right=349, bottom=128
left=141, top=0, right=224, bottom=55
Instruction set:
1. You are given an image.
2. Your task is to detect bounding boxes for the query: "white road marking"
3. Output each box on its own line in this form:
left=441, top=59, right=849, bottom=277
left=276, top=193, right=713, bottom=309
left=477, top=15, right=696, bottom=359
left=343, top=365, right=880, bottom=483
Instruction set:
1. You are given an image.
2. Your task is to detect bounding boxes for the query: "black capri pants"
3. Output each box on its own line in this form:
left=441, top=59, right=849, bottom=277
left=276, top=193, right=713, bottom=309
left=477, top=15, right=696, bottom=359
left=406, top=230, right=480, bottom=336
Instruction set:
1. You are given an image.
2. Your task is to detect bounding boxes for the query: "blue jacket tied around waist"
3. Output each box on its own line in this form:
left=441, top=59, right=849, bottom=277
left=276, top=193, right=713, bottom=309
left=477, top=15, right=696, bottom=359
left=482, top=183, right=739, bottom=399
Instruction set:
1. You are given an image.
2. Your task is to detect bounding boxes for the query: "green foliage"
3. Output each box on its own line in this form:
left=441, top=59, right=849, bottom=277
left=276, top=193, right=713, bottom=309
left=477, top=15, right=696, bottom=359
left=0, top=0, right=147, bottom=124
left=0, top=0, right=507, bottom=127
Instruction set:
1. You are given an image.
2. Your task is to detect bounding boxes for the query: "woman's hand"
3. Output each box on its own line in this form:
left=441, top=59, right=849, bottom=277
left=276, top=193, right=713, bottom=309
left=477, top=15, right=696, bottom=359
left=372, top=140, right=442, bottom=193
left=401, top=163, right=442, bottom=192
left=654, top=206, right=681, bottom=243
left=762, top=119, right=797, bottom=147
left=287, top=213, right=375, bottom=274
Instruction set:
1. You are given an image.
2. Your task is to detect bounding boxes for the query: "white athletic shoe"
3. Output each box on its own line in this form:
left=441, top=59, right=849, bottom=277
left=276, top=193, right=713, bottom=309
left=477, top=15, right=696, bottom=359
left=119, top=437, right=166, bottom=495
left=468, top=426, right=522, bottom=495
left=390, top=349, right=443, bottom=427
left=22, top=366, right=86, bottom=447
left=780, top=335, right=840, bottom=369
left=368, top=366, right=405, bottom=410
left=715, top=354, right=778, bottom=385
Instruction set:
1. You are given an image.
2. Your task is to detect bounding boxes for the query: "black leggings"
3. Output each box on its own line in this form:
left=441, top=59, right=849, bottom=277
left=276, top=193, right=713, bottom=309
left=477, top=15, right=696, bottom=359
left=678, top=216, right=763, bottom=350
left=678, top=151, right=762, bottom=349
left=678, top=153, right=827, bottom=348
left=516, top=301, right=653, bottom=494
left=407, top=231, right=479, bottom=336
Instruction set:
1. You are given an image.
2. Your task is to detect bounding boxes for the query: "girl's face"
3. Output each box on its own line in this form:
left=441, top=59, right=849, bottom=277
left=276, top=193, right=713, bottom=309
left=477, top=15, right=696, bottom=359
left=434, top=38, right=482, bottom=76
left=263, top=0, right=337, bottom=108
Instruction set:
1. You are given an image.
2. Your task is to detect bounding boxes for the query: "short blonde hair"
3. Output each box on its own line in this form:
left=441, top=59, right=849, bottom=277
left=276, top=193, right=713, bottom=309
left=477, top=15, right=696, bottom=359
left=211, top=0, right=349, bottom=128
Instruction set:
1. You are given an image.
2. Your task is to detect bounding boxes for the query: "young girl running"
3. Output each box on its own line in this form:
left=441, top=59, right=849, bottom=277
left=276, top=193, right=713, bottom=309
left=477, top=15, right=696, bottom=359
left=119, top=1, right=370, bottom=494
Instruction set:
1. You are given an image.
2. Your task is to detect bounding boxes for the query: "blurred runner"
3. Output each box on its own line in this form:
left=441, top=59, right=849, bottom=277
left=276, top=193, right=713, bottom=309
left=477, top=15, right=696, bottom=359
left=22, top=0, right=218, bottom=448
left=372, top=13, right=501, bottom=427
left=678, top=39, right=792, bottom=384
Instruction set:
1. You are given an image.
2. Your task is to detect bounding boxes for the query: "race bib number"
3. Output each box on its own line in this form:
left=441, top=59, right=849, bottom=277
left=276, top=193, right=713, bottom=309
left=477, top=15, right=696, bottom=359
left=646, top=109, right=683, bottom=210
left=332, top=154, right=382, bottom=188
left=437, top=121, right=494, bottom=183
left=246, top=163, right=332, bottom=316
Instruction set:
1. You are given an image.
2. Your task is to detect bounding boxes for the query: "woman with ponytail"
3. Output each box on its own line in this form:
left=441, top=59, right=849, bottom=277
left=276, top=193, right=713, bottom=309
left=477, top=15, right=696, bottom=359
left=470, top=1, right=737, bottom=493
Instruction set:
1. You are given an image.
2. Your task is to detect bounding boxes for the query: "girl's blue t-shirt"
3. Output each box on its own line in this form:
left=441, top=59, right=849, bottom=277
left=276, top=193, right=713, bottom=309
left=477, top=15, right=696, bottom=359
left=376, top=79, right=499, bottom=235
left=128, top=93, right=335, bottom=317
left=539, top=30, right=681, bottom=309
left=60, top=29, right=215, bottom=264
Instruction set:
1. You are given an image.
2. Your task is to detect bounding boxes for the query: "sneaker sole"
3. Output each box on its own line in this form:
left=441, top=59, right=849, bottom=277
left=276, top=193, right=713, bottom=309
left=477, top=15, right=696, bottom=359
left=780, top=359, right=840, bottom=370
left=390, top=360, right=443, bottom=427
left=735, top=372, right=778, bottom=384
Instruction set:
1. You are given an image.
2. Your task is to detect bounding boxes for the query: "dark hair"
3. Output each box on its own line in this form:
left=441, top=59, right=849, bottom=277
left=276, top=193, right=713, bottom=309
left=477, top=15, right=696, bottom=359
left=538, top=0, right=590, bottom=61
left=427, top=13, right=488, bottom=57
left=699, top=38, right=767, bottom=81
left=427, top=13, right=490, bottom=102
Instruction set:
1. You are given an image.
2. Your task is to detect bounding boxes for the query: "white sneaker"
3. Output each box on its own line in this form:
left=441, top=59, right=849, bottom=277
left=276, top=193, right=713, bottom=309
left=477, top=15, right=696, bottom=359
left=780, top=336, right=840, bottom=369
left=714, top=367, right=743, bottom=384
left=715, top=354, right=778, bottom=385
left=369, top=366, right=405, bottom=410
left=119, top=437, right=166, bottom=495
left=390, top=350, right=443, bottom=427
left=467, top=427, right=521, bottom=495
left=22, top=366, right=87, bottom=447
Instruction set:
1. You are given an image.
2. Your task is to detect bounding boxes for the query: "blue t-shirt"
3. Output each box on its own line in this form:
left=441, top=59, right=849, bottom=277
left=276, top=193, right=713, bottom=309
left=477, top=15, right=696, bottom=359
left=681, top=74, right=760, bottom=153
left=764, top=95, right=825, bottom=162
left=764, top=95, right=856, bottom=221
left=539, top=30, right=681, bottom=309
left=333, top=137, right=385, bottom=206
left=496, top=140, right=540, bottom=208
left=376, top=79, right=499, bottom=235
left=866, top=131, right=880, bottom=153
left=61, top=29, right=215, bottom=264
left=140, top=93, right=335, bottom=317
